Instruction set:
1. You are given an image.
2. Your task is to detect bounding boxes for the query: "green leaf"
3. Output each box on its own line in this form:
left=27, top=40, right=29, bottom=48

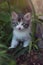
left=29, top=42, right=32, bottom=53
left=0, top=1, right=8, bottom=9
left=0, top=44, right=8, bottom=49
left=9, top=60, right=16, bottom=65
left=33, top=44, right=38, bottom=50
left=0, top=12, right=10, bottom=22
left=0, top=50, right=6, bottom=54
left=34, top=38, right=41, bottom=43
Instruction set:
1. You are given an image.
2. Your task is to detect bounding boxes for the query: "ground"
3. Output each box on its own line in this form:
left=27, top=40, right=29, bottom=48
left=16, top=49, right=43, bottom=65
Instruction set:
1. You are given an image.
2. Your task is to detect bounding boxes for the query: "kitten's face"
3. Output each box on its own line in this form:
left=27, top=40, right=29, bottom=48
left=11, top=12, right=31, bottom=31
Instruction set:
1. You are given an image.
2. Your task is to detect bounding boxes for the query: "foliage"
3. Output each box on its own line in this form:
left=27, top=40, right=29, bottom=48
left=0, top=44, right=16, bottom=65
left=28, top=0, right=43, bottom=53
left=0, top=12, right=12, bottom=46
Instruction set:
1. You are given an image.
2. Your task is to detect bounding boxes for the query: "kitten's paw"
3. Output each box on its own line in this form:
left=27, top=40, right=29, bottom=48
left=23, top=44, right=28, bottom=47
left=23, top=41, right=29, bottom=47
left=8, top=46, right=14, bottom=49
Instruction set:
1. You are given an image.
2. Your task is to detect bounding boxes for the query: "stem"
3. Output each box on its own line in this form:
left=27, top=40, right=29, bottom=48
left=29, top=0, right=37, bottom=42
left=7, top=0, right=11, bottom=15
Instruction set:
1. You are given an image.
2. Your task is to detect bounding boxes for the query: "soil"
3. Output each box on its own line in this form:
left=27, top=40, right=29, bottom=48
left=16, top=49, right=43, bottom=65
left=7, top=48, right=43, bottom=65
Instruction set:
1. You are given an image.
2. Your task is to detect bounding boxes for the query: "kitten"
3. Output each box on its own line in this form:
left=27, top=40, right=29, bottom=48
left=9, top=11, right=32, bottom=48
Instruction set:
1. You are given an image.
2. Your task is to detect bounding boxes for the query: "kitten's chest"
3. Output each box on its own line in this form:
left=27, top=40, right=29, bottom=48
left=13, top=29, right=31, bottom=40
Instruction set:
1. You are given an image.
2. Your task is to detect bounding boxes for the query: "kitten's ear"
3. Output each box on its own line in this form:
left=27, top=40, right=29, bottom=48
left=24, top=13, right=31, bottom=21
left=11, top=11, right=18, bottom=19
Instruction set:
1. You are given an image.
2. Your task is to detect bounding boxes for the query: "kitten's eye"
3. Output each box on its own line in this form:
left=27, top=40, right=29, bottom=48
left=12, top=19, right=18, bottom=26
left=12, top=22, right=18, bottom=26
left=22, top=23, right=29, bottom=28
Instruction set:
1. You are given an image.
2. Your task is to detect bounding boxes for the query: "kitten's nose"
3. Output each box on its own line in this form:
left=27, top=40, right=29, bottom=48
left=18, top=27, right=21, bottom=30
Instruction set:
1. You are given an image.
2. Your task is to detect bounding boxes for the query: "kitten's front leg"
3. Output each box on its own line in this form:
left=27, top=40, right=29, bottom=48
left=9, top=36, right=18, bottom=49
left=23, top=39, right=31, bottom=47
